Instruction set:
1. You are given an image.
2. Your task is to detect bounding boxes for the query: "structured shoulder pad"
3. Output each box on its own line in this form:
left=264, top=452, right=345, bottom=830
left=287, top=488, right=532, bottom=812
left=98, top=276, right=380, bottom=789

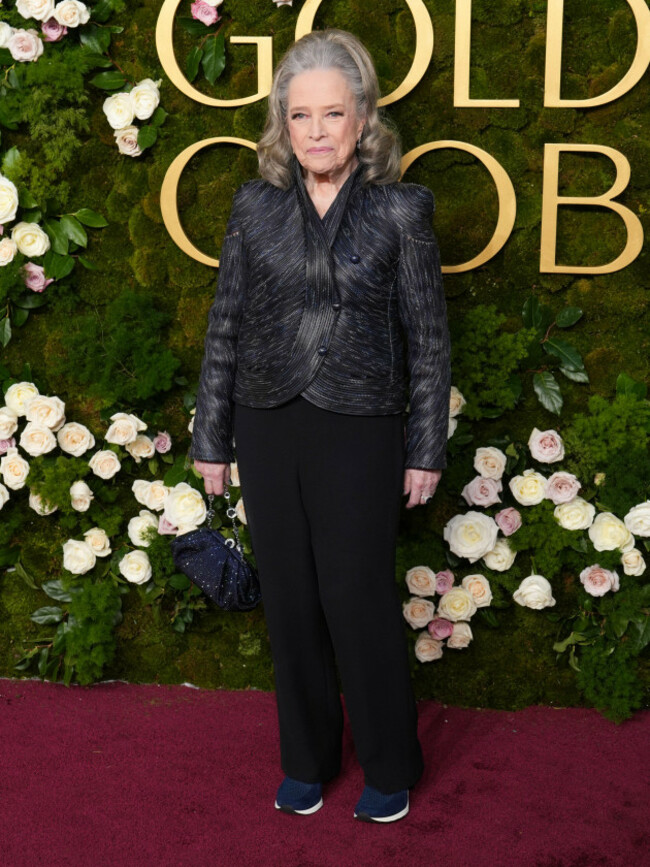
left=393, top=183, right=436, bottom=240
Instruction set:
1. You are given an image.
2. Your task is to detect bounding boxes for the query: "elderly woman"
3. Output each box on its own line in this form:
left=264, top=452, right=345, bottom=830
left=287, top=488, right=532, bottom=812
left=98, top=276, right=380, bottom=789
left=189, top=28, right=451, bottom=823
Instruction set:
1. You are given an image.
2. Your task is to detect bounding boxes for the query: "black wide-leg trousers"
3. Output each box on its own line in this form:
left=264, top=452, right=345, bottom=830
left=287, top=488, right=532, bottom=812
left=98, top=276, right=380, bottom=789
left=233, top=394, right=424, bottom=794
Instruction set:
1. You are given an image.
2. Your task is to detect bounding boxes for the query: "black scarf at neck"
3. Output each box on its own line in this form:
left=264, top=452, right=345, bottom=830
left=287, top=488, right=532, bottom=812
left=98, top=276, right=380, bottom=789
left=292, top=153, right=364, bottom=307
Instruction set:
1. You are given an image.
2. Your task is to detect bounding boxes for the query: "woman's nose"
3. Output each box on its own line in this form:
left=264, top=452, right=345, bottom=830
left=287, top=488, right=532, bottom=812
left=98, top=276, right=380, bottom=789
left=309, top=116, right=325, bottom=137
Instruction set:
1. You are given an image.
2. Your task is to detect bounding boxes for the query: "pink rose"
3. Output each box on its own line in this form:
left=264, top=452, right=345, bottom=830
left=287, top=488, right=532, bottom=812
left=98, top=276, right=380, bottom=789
left=545, top=471, right=581, bottom=505
left=191, top=0, right=220, bottom=25
left=528, top=427, right=565, bottom=463
left=461, top=475, right=502, bottom=508
left=427, top=617, right=454, bottom=640
left=494, top=507, right=522, bottom=536
left=153, top=431, right=172, bottom=453
left=158, top=514, right=178, bottom=535
left=435, top=569, right=455, bottom=594
left=22, top=262, right=54, bottom=293
left=41, top=18, right=67, bottom=42
left=0, top=438, right=17, bottom=455
left=579, top=564, right=620, bottom=597
left=8, top=28, right=44, bottom=62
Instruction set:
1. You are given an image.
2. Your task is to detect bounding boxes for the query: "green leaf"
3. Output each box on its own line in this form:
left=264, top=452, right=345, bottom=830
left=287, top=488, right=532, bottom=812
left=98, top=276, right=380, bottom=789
left=522, top=296, right=554, bottom=334
left=13, top=561, right=38, bottom=589
left=31, top=606, right=64, bottom=625
left=43, top=218, right=69, bottom=255
left=559, top=366, right=589, bottom=383
left=20, top=208, right=42, bottom=224
left=89, top=70, right=128, bottom=90
left=507, top=373, right=523, bottom=401
left=555, top=306, right=583, bottom=327
left=0, top=317, right=11, bottom=349
left=150, top=106, right=168, bottom=127
left=201, top=32, right=226, bottom=86
left=148, top=457, right=159, bottom=476
left=179, top=16, right=220, bottom=36
left=169, top=573, right=191, bottom=590
left=77, top=255, right=99, bottom=270
left=79, top=24, right=112, bottom=53
left=12, top=308, right=29, bottom=328
left=74, top=207, right=108, bottom=228
left=533, top=371, right=562, bottom=415
left=616, top=373, right=647, bottom=400
left=18, top=188, right=38, bottom=209
left=137, top=124, right=158, bottom=150
left=42, top=251, right=75, bottom=280
left=92, top=0, right=117, bottom=24
left=79, top=52, right=114, bottom=70
left=185, top=46, right=203, bottom=83
left=0, top=101, right=21, bottom=131
left=543, top=337, right=584, bottom=371
left=2, top=146, right=21, bottom=176
left=41, top=580, right=74, bottom=603
left=13, top=292, right=48, bottom=309
left=553, top=631, right=588, bottom=653
left=626, top=618, right=650, bottom=655
left=164, top=457, right=189, bottom=487
left=60, top=215, right=88, bottom=247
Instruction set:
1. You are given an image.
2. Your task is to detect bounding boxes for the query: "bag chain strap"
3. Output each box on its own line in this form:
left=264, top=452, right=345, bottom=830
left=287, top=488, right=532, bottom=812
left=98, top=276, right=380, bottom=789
left=206, top=488, right=243, bottom=554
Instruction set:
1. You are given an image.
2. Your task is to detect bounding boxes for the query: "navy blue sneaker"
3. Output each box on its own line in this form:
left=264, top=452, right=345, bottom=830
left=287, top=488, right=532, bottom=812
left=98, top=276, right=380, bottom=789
left=274, top=776, right=323, bottom=815
left=354, top=785, right=409, bottom=823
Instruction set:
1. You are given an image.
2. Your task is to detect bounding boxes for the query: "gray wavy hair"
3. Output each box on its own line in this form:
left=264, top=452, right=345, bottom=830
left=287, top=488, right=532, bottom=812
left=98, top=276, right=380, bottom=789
left=257, top=28, right=402, bottom=189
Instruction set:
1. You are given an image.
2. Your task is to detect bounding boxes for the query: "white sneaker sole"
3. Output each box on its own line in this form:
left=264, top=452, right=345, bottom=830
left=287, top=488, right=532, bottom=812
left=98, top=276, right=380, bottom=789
left=275, top=797, right=323, bottom=815
left=354, top=794, right=409, bottom=823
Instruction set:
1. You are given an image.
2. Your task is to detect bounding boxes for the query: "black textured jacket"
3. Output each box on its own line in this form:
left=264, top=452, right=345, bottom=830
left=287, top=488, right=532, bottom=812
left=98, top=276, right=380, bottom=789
left=188, top=154, right=451, bottom=470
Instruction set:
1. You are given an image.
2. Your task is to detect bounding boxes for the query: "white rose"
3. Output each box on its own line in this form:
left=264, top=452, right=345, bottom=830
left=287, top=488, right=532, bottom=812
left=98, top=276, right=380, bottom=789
left=234, top=496, right=247, bottom=525
left=70, top=479, right=93, bottom=511
left=119, top=549, right=152, bottom=584
left=25, top=395, right=65, bottom=430
left=127, top=509, right=159, bottom=547
left=130, top=78, right=161, bottom=120
left=62, top=538, right=96, bottom=575
left=132, top=479, right=150, bottom=506
left=163, top=481, right=207, bottom=530
left=402, top=597, right=436, bottom=629
left=8, top=28, right=43, bottom=62
left=5, top=381, right=39, bottom=416
left=11, top=221, right=50, bottom=256
left=508, top=469, right=547, bottom=506
left=0, top=482, right=10, bottom=509
left=447, top=621, right=473, bottom=649
left=621, top=548, right=646, bottom=577
left=53, top=0, right=90, bottom=27
left=554, top=496, right=596, bottom=531
left=623, top=501, right=650, bottom=537
left=88, top=449, right=121, bottom=479
left=449, top=385, right=466, bottom=418
left=114, top=126, right=142, bottom=158
left=204, top=0, right=223, bottom=6
left=229, top=462, right=240, bottom=487
left=461, top=573, right=493, bottom=607
left=83, top=527, right=112, bottom=558
left=482, top=537, right=516, bottom=572
left=105, top=411, right=146, bottom=445
left=528, top=427, right=565, bottom=463
left=0, top=406, right=19, bottom=439
left=513, top=574, right=556, bottom=609
left=19, top=421, right=57, bottom=456
left=443, top=511, right=499, bottom=563
left=405, top=565, right=437, bottom=597
left=414, top=631, right=444, bottom=662
left=103, top=92, right=135, bottom=130
left=0, top=174, right=19, bottom=224
left=140, top=479, right=170, bottom=512
left=124, top=434, right=155, bottom=463
left=28, top=490, right=57, bottom=515
left=0, top=24, right=15, bottom=51
left=437, top=586, right=478, bottom=622
left=588, top=512, right=635, bottom=553
left=0, top=237, right=18, bottom=266
left=0, top=447, right=30, bottom=489
left=57, top=421, right=95, bottom=456
left=16, top=0, right=55, bottom=21
left=188, top=409, right=195, bottom=433
left=473, top=446, right=507, bottom=480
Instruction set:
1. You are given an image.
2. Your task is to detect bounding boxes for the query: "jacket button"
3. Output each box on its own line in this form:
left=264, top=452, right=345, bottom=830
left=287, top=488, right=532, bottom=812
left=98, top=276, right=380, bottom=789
left=317, top=345, right=328, bottom=355
left=349, top=254, right=360, bottom=263
left=332, top=302, right=341, bottom=311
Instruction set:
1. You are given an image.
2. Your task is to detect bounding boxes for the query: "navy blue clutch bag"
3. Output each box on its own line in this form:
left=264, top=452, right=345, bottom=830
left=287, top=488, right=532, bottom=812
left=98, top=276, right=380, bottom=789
left=170, top=489, right=261, bottom=611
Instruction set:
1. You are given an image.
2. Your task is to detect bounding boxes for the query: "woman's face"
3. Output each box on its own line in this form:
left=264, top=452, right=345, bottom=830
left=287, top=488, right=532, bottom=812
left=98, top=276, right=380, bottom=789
left=286, top=67, right=365, bottom=178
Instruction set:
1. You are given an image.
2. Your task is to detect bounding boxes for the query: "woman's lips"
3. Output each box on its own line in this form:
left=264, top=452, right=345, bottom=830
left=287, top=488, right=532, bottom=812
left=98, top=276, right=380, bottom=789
left=308, top=147, right=332, bottom=152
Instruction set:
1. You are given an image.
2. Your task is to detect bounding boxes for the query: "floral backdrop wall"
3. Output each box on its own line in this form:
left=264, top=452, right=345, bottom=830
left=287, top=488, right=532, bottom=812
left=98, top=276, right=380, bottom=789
left=0, top=0, right=648, bottom=722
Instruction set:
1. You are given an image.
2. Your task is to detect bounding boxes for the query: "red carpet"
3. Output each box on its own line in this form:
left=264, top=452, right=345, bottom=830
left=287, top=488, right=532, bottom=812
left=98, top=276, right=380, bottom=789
left=0, top=679, right=647, bottom=867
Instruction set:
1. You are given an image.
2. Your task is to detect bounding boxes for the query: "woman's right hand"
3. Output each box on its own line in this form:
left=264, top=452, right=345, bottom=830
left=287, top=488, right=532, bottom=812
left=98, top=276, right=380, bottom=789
left=193, top=460, right=231, bottom=496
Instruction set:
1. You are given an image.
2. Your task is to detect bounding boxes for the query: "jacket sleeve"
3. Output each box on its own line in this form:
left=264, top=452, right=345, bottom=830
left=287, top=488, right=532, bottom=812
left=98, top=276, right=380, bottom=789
left=188, top=187, right=248, bottom=464
left=395, top=185, right=451, bottom=471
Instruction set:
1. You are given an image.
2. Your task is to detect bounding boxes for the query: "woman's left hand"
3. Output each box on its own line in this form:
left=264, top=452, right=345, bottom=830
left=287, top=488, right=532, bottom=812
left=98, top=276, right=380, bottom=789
left=403, top=468, right=442, bottom=509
